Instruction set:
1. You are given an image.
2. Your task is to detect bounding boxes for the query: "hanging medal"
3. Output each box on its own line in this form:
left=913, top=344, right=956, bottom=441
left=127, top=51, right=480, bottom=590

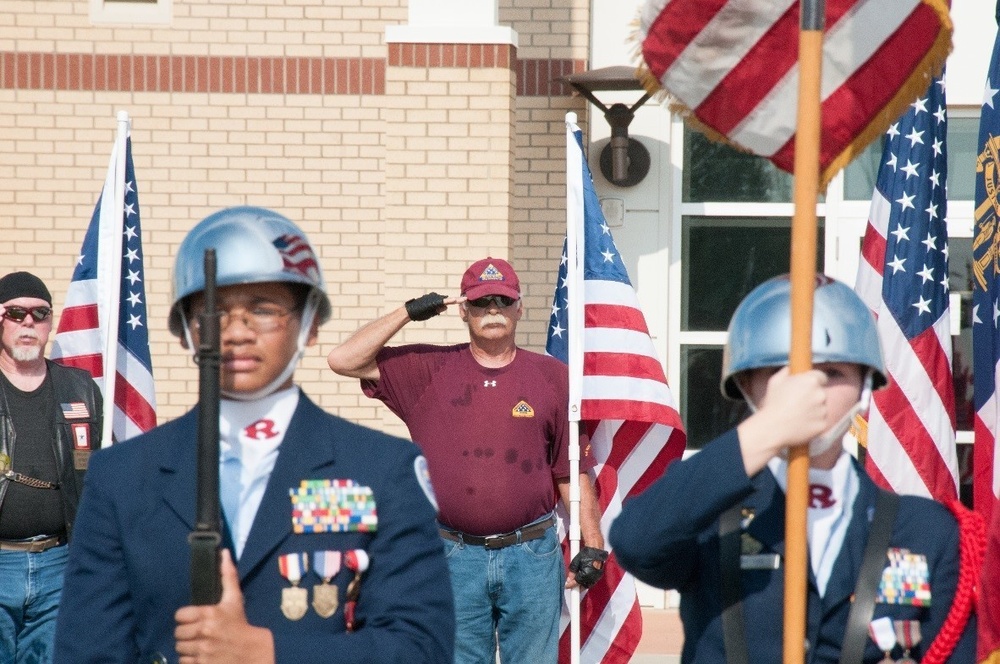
left=278, top=552, right=309, bottom=621
left=343, top=549, right=370, bottom=632
left=312, top=551, right=342, bottom=618
left=868, top=616, right=897, bottom=663
left=893, top=620, right=921, bottom=663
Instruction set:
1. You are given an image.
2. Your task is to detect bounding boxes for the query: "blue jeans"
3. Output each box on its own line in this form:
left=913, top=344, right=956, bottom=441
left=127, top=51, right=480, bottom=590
left=442, top=518, right=565, bottom=664
left=0, top=544, right=67, bottom=664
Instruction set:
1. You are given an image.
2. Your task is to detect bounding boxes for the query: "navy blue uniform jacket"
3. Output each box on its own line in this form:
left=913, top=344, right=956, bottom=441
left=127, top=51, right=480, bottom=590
left=609, top=430, right=974, bottom=663
left=53, top=393, right=455, bottom=663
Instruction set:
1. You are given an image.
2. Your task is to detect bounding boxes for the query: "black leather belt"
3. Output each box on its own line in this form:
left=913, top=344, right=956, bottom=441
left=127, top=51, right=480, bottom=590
left=440, top=516, right=555, bottom=550
left=0, top=535, right=64, bottom=553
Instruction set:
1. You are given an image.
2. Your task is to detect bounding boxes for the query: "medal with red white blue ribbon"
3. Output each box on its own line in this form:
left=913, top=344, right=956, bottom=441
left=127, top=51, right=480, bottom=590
left=312, top=550, right=342, bottom=619
left=278, top=552, right=309, bottom=621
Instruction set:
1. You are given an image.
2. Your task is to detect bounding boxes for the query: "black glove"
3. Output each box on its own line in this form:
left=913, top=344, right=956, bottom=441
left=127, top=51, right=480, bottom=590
left=568, top=546, right=609, bottom=588
left=405, top=292, right=446, bottom=321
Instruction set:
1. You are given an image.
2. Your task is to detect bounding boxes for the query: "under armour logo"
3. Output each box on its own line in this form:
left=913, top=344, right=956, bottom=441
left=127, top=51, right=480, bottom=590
left=484, top=380, right=497, bottom=387
left=809, top=484, right=835, bottom=509
left=244, top=419, right=280, bottom=440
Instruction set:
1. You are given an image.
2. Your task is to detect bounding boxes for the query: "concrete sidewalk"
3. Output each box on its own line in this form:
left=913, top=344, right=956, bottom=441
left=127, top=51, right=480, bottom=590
left=630, top=607, right=683, bottom=663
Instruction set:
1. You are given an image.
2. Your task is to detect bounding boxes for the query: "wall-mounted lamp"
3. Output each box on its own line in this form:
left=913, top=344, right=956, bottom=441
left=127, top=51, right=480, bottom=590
left=559, top=66, right=652, bottom=187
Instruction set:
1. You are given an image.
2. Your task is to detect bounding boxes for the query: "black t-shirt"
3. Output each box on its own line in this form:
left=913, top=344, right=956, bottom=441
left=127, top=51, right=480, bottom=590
left=0, top=372, right=65, bottom=539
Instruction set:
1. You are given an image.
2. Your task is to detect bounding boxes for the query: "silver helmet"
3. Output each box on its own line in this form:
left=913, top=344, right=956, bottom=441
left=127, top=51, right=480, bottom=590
left=168, top=206, right=331, bottom=337
left=720, top=274, right=886, bottom=400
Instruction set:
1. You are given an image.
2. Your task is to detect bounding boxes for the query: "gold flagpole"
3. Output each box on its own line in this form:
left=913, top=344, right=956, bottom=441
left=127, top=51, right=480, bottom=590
left=785, top=0, right=824, bottom=661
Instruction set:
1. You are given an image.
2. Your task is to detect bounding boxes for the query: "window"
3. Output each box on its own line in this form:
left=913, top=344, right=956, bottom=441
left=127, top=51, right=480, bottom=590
left=672, top=113, right=978, bottom=500
left=675, top=125, right=824, bottom=449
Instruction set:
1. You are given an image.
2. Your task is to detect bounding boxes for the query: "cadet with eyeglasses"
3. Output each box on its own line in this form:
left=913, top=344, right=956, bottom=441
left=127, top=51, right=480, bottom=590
left=0, top=271, right=103, bottom=664
left=53, top=207, right=454, bottom=663
left=328, top=257, right=607, bottom=664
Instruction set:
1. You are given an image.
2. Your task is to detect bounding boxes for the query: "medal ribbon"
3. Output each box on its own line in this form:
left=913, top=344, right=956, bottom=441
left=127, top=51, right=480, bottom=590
left=344, top=549, right=370, bottom=573
left=278, top=552, right=309, bottom=585
left=894, top=620, right=921, bottom=651
left=314, top=550, right=342, bottom=581
left=869, top=616, right=897, bottom=653
left=343, top=549, right=369, bottom=633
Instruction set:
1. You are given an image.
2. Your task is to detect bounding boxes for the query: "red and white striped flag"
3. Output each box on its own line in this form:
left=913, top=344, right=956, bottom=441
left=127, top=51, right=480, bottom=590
left=635, top=0, right=952, bottom=188
left=547, top=117, right=686, bottom=663
left=51, top=115, right=156, bottom=446
left=854, top=76, right=958, bottom=501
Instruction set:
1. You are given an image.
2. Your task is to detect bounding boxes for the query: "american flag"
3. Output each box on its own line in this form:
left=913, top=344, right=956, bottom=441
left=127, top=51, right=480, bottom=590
left=51, top=129, right=156, bottom=445
left=635, top=0, right=952, bottom=188
left=60, top=402, right=91, bottom=420
left=854, top=76, right=958, bottom=502
left=548, top=120, right=686, bottom=663
left=273, top=234, right=321, bottom=282
left=975, top=8, right=1000, bottom=662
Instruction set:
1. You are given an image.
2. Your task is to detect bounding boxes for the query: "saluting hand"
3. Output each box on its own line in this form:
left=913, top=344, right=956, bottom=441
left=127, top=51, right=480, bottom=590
left=736, top=367, right=830, bottom=476
left=175, top=549, right=275, bottom=664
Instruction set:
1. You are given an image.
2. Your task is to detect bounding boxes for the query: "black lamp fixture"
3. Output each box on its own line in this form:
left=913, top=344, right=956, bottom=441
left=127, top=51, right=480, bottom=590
left=559, top=65, right=653, bottom=187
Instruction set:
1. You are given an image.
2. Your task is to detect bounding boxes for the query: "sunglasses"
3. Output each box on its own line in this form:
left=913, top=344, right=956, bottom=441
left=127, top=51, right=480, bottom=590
left=466, top=295, right=517, bottom=309
left=2, top=306, right=52, bottom=323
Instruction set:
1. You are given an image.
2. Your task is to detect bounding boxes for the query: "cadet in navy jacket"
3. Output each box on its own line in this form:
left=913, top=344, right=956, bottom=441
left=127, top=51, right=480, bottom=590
left=611, top=276, right=975, bottom=663
left=54, top=207, right=454, bottom=663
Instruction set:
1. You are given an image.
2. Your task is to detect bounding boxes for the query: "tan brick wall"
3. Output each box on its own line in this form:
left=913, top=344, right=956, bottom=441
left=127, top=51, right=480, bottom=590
left=501, top=0, right=591, bottom=60
left=0, top=88, right=386, bottom=421
left=501, top=0, right=593, bottom=349
left=0, top=1, right=405, bottom=58
left=1, top=0, right=592, bottom=438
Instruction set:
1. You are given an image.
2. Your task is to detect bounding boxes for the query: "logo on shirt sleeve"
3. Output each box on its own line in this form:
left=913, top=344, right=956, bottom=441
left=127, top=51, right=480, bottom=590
left=414, top=456, right=438, bottom=512
left=512, top=400, right=535, bottom=418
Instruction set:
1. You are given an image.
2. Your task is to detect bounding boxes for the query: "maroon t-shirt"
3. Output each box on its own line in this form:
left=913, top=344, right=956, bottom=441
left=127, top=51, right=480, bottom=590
left=363, top=343, right=593, bottom=536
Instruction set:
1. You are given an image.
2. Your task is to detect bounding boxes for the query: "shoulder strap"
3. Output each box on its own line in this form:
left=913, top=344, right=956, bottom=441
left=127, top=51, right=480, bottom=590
left=720, top=504, right=750, bottom=664
left=839, top=490, right=899, bottom=664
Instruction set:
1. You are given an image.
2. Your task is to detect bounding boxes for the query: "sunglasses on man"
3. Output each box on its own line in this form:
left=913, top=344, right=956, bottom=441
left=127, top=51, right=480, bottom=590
left=466, top=295, right=518, bottom=309
left=2, top=306, right=53, bottom=323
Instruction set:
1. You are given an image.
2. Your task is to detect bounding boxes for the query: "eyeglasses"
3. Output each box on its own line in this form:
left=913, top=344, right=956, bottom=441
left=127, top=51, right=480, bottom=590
left=189, top=305, right=295, bottom=334
left=466, top=295, right=518, bottom=309
left=2, top=306, right=52, bottom=323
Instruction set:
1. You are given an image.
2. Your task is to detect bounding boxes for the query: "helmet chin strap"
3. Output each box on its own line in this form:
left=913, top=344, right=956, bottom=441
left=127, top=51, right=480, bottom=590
left=181, top=290, right=321, bottom=402
left=740, top=369, right=875, bottom=459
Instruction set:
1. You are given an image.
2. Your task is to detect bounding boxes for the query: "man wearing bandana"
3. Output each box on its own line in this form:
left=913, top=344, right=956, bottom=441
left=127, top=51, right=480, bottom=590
left=54, top=207, right=454, bottom=663
left=0, top=271, right=102, bottom=664
left=611, top=275, right=976, bottom=663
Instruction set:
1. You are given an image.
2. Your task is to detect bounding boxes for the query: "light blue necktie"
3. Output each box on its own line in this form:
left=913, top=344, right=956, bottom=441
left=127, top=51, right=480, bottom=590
left=220, top=451, right=243, bottom=556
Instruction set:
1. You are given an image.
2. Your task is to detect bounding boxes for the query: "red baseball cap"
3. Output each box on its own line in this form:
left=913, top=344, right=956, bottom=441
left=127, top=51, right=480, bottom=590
left=460, top=258, right=520, bottom=301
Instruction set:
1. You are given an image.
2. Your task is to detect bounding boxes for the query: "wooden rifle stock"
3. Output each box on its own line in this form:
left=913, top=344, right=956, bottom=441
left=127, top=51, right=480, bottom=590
left=189, top=248, right=223, bottom=605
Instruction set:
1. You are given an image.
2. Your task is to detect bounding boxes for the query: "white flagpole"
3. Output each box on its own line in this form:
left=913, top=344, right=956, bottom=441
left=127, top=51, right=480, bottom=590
left=565, top=111, right=586, bottom=664
left=98, top=110, right=129, bottom=447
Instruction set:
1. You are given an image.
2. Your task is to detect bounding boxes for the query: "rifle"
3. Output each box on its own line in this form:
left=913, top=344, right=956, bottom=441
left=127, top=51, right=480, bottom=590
left=189, top=248, right=223, bottom=605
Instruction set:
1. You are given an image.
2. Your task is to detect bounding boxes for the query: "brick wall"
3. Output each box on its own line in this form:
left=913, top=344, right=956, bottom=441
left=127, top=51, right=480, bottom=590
left=0, top=0, right=594, bottom=434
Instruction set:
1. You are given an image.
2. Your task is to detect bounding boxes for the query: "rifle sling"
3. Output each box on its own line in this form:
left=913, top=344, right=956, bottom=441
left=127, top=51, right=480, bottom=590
left=719, top=490, right=899, bottom=664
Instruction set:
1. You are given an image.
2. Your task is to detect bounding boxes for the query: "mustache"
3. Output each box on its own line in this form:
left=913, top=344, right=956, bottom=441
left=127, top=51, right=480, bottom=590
left=16, top=330, right=40, bottom=341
